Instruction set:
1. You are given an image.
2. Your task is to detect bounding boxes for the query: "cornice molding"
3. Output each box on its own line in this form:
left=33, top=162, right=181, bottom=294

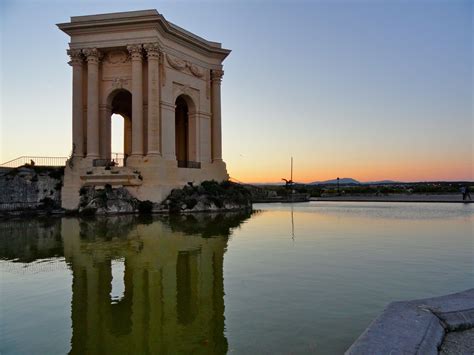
left=57, top=9, right=231, bottom=60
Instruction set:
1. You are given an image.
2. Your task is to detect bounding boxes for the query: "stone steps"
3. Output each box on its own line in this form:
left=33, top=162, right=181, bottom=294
left=80, top=167, right=142, bottom=187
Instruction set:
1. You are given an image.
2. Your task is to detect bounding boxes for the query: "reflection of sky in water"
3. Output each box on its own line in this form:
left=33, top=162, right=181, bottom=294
left=0, top=204, right=472, bottom=354
left=225, top=203, right=473, bottom=354
left=110, top=258, right=126, bottom=303
left=256, top=201, right=474, bottom=221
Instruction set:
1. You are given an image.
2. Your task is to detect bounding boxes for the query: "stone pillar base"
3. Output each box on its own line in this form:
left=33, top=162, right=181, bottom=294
left=125, top=155, right=145, bottom=168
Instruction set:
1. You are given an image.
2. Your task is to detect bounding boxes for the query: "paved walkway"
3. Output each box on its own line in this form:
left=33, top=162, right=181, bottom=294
left=440, top=328, right=474, bottom=354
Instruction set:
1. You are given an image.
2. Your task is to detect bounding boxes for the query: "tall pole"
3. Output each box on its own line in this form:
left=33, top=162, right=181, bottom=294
left=291, top=157, right=293, bottom=182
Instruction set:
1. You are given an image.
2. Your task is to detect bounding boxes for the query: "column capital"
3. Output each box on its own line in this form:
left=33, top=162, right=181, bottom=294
left=67, top=49, right=84, bottom=66
left=83, top=48, right=103, bottom=64
left=127, top=44, right=143, bottom=60
left=211, top=69, right=224, bottom=83
left=143, top=43, right=161, bottom=60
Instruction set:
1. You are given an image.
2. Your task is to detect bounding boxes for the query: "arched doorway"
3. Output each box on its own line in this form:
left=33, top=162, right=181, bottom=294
left=175, top=94, right=200, bottom=168
left=175, top=96, right=189, bottom=164
left=109, top=89, right=132, bottom=166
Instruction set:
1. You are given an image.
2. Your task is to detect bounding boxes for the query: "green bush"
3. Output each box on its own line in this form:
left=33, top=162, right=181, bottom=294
left=163, top=180, right=252, bottom=213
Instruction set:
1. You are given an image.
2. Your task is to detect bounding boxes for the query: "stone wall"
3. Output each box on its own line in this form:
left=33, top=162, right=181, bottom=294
left=0, top=167, right=252, bottom=216
left=0, top=166, right=64, bottom=211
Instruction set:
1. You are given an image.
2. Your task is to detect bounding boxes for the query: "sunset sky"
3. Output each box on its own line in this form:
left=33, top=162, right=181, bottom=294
left=1, top=0, right=472, bottom=183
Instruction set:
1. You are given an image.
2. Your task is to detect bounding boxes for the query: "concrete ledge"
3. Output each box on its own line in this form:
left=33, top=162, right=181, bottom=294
left=311, top=195, right=473, bottom=203
left=346, top=289, right=474, bottom=354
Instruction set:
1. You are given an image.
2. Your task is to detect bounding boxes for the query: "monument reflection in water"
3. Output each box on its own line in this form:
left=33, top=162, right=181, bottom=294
left=0, top=212, right=252, bottom=354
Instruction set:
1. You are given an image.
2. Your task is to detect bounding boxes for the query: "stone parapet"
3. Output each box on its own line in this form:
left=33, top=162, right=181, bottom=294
left=346, top=288, right=474, bottom=355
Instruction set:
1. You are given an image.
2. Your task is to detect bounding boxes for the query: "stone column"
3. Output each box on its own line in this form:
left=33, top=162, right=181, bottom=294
left=99, top=104, right=111, bottom=159
left=127, top=45, right=144, bottom=156
left=83, top=48, right=101, bottom=159
left=144, top=43, right=161, bottom=156
left=68, top=49, right=84, bottom=157
left=211, top=69, right=224, bottom=162
left=161, top=102, right=176, bottom=160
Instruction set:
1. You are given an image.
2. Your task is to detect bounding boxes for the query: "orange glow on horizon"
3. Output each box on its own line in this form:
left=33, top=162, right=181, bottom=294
left=228, top=160, right=473, bottom=184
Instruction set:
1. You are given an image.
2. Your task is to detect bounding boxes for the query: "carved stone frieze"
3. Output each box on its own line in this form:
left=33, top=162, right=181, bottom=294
left=166, top=54, right=186, bottom=70
left=111, top=77, right=129, bottom=89
left=105, top=50, right=129, bottom=64
left=188, top=63, right=203, bottom=77
left=166, top=54, right=204, bottom=78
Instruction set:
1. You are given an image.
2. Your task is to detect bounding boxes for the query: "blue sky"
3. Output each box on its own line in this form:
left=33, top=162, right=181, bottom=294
left=1, top=0, right=472, bottom=181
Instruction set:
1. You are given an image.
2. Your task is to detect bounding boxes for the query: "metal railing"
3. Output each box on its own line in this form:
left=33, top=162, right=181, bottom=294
left=110, top=153, right=125, bottom=167
left=93, top=158, right=125, bottom=168
left=177, top=160, right=201, bottom=169
left=0, top=156, right=68, bottom=168
left=1, top=153, right=126, bottom=168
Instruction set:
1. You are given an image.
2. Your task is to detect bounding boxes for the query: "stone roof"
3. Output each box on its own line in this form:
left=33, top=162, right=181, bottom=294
left=57, top=9, right=231, bottom=59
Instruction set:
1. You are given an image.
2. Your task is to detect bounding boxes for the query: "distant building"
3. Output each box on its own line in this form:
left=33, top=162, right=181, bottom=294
left=58, top=10, right=230, bottom=209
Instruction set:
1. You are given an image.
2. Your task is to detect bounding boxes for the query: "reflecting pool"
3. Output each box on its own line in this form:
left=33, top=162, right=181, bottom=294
left=1, top=203, right=473, bottom=354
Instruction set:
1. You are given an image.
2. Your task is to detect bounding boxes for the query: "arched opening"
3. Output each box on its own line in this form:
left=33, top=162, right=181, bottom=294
left=175, top=96, right=189, bottom=164
left=109, top=89, right=132, bottom=166
left=175, top=94, right=200, bottom=168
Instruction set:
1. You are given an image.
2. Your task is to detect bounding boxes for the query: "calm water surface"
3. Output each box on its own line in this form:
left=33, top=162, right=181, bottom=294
left=1, top=202, right=473, bottom=354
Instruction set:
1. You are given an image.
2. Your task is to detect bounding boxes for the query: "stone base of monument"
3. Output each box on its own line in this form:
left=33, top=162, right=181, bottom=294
left=62, top=156, right=228, bottom=210
left=346, top=288, right=474, bottom=354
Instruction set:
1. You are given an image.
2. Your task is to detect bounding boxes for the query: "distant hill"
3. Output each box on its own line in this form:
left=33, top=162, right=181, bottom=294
left=365, top=180, right=398, bottom=185
left=310, top=178, right=360, bottom=185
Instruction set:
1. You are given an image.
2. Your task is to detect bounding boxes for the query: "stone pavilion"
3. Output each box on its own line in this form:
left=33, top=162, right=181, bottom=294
left=57, top=10, right=230, bottom=209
